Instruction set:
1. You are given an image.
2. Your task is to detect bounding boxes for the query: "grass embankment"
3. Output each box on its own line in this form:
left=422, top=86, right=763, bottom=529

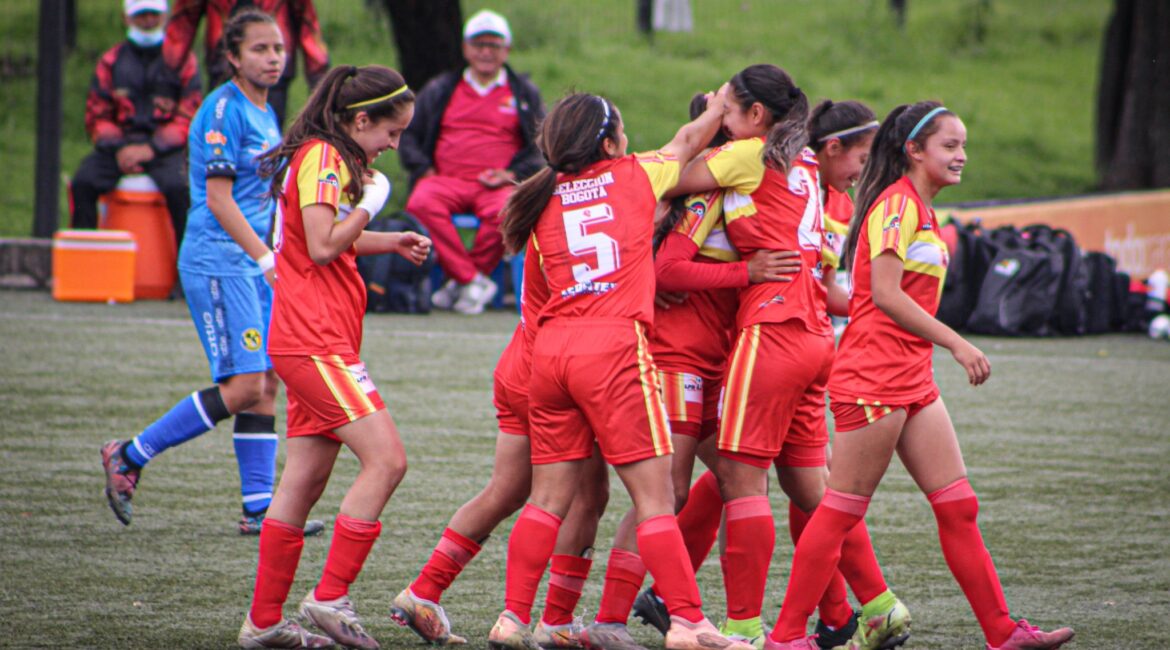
left=1, top=0, right=1108, bottom=236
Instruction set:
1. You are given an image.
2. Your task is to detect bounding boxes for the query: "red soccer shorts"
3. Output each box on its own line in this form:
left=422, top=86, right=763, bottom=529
left=718, top=322, right=835, bottom=468
left=829, top=385, right=942, bottom=433
left=658, top=370, right=721, bottom=440
left=494, top=340, right=531, bottom=437
left=528, top=319, right=673, bottom=466
left=774, top=370, right=832, bottom=468
left=271, top=354, right=386, bottom=440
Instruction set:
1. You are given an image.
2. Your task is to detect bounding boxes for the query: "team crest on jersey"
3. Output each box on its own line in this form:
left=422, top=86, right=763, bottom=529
left=205, top=130, right=228, bottom=145
left=498, top=95, right=518, bottom=114
left=318, top=169, right=340, bottom=189
left=241, top=328, right=263, bottom=351
left=686, top=199, right=707, bottom=218
left=882, top=213, right=902, bottom=231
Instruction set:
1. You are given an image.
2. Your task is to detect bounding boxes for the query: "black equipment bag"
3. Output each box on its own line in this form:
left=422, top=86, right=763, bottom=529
left=1021, top=224, right=1089, bottom=335
left=966, top=227, right=1062, bottom=336
left=356, top=212, right=435, bottom=314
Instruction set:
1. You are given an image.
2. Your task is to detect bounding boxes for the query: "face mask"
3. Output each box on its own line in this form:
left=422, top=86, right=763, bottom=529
left=127, top=25, right=165, bottom=48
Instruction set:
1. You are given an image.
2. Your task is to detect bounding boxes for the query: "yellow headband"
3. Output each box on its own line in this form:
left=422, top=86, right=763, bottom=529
left=345, top=85, right=410, bottom=110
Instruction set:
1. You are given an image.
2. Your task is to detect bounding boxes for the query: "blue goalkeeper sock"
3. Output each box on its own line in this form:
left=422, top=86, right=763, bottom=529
left=124, top=387, right=231, bottom=468
left=233, top=413, right=278, bottom=516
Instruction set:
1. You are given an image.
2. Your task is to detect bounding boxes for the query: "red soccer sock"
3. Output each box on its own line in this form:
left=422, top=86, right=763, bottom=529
left=504, top=504, right=562, bottom=625
left=723, top=496, right=774, bottom=621
left=542, top=554, right=593, bottom=626
left=771, top=489, right=869, bottom=642
left=250, top=517, right=306, bottom=629
left=789, top=503, right=853, bottom=630
left=596, top=548, right=646, bottom=624
left=929, top=478, right=1016, bottom=646
left=314, top=514, right=382, bottom=602
left=410, top=527, right=482, bottom=603
left=679, top=471, right=723, bottom=572
left=838, top=518, right=888, bottom=605
left=637, top=514, right=703, bottom=623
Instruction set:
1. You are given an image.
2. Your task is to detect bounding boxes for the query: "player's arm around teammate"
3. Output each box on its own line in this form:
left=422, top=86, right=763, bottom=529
left=766, top=103, right=1074, bottom=650
left=237, top=65, right=430, bottom=650
left=487, top=89, right=757, bottom=650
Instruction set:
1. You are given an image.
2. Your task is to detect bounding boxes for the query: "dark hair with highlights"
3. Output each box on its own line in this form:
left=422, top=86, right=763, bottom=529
left=807, top=100, right=877, bottom=152
left=728, top=64, right=809, bottom=172
left=221, top=9, right=278, bottom=78
left=259, top=65, right=414, bottom=204
left=500, top=93, right=620, bottom=253
left=843, top=101, right=953, bottom=269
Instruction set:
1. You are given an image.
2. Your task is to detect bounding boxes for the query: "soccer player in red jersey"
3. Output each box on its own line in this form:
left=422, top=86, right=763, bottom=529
left=766, top=103, right=1075, bottom=650
left=488, top=90, right=753, bottom=650
left=236, top=65, right=432, bottom=649
left=663, top=66, right=898, bottom=648
left=388, top=238, right=610, bottom=648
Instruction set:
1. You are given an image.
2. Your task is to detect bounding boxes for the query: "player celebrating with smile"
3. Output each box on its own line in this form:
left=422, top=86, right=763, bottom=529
left=765, top=102, right=1074, bottom=650
left=237, top=64, right=430, bottom=649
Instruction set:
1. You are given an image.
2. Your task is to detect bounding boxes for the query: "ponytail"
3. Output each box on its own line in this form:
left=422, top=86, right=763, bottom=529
left=729, top=64, right=808, bottom=172
left=260, top=65, right=414, bottom=204
left=843, top=101, right=949, bottom=269
left=807, top=99, right=878, bottom=152
left=502, top=168, right=558, bottom=253
left=501, top=93, right=619, bottom=253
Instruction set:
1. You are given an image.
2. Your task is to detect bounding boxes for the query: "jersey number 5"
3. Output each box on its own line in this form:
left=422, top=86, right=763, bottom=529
left=563, top=204, right=620, bottom=283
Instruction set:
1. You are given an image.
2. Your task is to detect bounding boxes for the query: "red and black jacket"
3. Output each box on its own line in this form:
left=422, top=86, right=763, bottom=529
left=163, top=0, right=331, bottom=88
left=85, top=41, right=202, bottom=154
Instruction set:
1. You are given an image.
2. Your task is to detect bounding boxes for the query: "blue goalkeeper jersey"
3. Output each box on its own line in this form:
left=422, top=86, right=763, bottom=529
left=179, top=81, right=281, bottom=276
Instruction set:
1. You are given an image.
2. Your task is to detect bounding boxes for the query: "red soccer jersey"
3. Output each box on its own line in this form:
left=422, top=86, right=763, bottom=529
left=709, top=141, right=831, bottom=334
left=433, top=80, right=523, bottom=181
left=268, top=140, right=366, bottom=356
left=829, top=175, right=950, bottom=402
left=533, top=152, right=679, bottom=327
left=650, top=190, right=739, bottom=379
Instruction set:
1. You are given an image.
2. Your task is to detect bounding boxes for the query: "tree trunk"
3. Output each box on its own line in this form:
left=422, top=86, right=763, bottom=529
left=378, top=0, right=463, bottom=91
left=1096, top=0, right=1170, bottom=190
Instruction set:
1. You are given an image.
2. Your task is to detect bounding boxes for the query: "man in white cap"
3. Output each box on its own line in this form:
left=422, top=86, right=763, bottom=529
left=400, top=9, right=545, bottom=315
left=70, top=0, right=201, bottom=251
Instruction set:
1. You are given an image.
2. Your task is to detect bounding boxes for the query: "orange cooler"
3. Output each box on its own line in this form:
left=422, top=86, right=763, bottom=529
left=99, top=175, right=177, bottom=299
left=52, top=229, right=137, bottom=303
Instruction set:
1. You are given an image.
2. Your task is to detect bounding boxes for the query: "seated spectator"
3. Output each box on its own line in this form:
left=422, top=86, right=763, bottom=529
left=71, top=0, right=200, bottom=249
left=163, top=0, right=331, bottom=126
left=400, top=9, right=545, bottom=315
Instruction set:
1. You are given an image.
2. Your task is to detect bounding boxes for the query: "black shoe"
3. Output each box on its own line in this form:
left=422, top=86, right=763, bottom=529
left=815, top=612, right=859, bottom=650
left=630, top=587, right=670, bottom=636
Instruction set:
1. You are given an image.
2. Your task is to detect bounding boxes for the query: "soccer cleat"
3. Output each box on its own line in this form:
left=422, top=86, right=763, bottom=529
left=239, top=513, right=326, bottom=537
left=389, top=588, right=467, bottom=645
left=985, top=619, right=1074, bottom=650
left=814, top=612, right=858, bottom=650
left=488, top=610, right=539, bottom=650
left=432, top=279, right=461, bottom=311
left=720, top=619, right=766, bottom=650
left=665, top=616, right=757, bottom=650
left=846, top=599, right=910, bottom=650
left=453, top=273, right=498, bottom=315
left=101, top=440, right=140, bottom=526
left=579, top=622, right=648, bottom=650
left=631, top=588, right=671, bottom=636
left=238, top=615, right=335, bottom=648
left=299, top=591, right=379, bottom=649
left=534, top=619, right=585, bottom=649
left=762, top=635, right=819, bottom=650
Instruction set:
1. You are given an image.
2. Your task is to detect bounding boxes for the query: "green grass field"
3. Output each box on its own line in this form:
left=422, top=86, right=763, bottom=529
left=2, top=290, right=1168, bottom=648
left=1, top=0, right=1110, bottom=237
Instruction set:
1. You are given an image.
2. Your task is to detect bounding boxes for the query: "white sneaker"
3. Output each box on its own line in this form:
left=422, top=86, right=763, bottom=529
left=238, top=615, right=334, bottom=648
left=432, top=279, right=461, bottom=310
left=298, top=591, right=379, bottom=649
left=453, top=273, right=498, bottom=315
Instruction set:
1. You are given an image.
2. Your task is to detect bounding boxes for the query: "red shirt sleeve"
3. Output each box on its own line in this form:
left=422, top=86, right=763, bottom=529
left=655, top=231, right=749, bottom=292
left=85, top=46, right=125, bottom=150
left=293, top=0, right=331, bottom=86
left=163, top=0, right=204, bottom=75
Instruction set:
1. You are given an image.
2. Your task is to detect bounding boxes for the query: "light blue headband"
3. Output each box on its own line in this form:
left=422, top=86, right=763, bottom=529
left=596, top=96, right=612, bottom=141
left=904, top=106, right=948, bottom=152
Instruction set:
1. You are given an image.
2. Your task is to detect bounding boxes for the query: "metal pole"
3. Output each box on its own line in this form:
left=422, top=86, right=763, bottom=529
left=34, top=0, right=65, bottom=238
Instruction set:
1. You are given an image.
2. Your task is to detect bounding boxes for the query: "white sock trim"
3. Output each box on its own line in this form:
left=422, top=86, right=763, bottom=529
left=190, top=391, right=215, bottom=430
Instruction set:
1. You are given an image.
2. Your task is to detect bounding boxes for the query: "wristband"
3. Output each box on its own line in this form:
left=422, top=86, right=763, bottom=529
left=256, top=250, right=275, bottom=273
